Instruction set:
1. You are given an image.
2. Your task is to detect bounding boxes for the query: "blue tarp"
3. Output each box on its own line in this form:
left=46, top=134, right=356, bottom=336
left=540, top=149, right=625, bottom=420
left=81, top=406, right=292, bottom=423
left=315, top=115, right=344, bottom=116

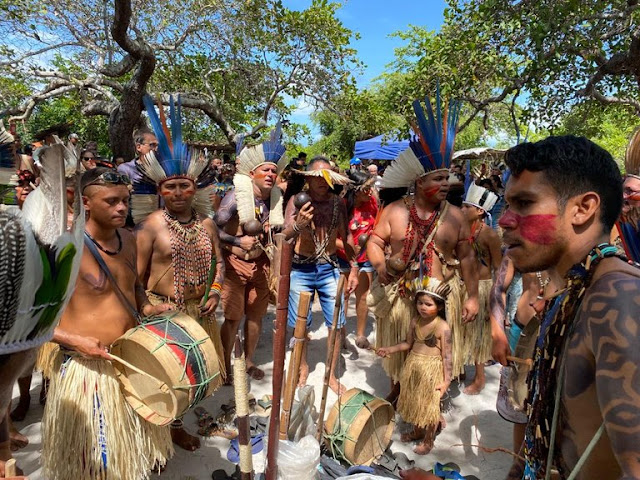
left=354, top=134, right=410, bottom=161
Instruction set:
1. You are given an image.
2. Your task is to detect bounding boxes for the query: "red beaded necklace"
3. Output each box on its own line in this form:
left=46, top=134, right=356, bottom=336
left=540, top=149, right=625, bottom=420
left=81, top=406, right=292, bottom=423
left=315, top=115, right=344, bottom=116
left=401, top=202, right=440, bottom=266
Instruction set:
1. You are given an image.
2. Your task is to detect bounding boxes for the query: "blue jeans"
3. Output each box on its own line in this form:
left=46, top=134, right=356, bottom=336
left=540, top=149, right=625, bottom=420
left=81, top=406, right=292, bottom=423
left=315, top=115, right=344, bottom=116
left=288, top=263, right=346, bottom=328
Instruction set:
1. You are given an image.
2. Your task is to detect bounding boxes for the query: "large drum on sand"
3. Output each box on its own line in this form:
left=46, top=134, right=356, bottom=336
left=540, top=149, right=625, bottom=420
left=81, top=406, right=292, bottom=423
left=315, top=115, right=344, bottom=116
left=110, top=312, right=222, bottom=426
left=324, top=388, right=395, bottom=466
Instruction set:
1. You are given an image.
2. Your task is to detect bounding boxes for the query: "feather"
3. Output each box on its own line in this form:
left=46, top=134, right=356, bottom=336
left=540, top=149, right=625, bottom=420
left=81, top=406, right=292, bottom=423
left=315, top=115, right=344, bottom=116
left=131, top=194, right=161, bottom=225
left=381, top=148, right=425, bottom=189
left=143, top=95, right=172, bottom=162
left=235, top=134, right=246, bottom=156
left=464, top=159, right=472, bottom=193
left=234, top=174, right=256, bottom=224
left=0, top=210, right=24, bottom=337
left=322, top=168, right=334, bottom=189
left=261, top=122, right=286, bottom=164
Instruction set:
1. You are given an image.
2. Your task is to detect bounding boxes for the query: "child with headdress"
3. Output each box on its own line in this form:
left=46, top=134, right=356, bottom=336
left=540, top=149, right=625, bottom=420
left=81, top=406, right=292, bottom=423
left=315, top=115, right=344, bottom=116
left=377, top=278, right=452, bottom=454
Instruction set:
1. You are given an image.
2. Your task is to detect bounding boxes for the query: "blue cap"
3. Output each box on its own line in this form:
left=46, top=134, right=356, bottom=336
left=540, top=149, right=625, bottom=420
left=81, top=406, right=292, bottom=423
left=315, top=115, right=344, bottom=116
left=350, top=157, right=361, bottom=165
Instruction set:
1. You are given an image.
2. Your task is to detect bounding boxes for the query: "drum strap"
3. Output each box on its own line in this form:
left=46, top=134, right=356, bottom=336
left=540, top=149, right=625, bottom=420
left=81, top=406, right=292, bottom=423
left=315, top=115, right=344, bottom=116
left=84, top=233, right=142, bottom=323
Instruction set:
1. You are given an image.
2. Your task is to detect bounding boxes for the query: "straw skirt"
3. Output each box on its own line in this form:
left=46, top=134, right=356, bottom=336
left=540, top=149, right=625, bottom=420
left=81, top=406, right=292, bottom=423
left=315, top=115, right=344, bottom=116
left=42, top=352, right=173, bottom=480
left=397, top=351, right=443, bottom=428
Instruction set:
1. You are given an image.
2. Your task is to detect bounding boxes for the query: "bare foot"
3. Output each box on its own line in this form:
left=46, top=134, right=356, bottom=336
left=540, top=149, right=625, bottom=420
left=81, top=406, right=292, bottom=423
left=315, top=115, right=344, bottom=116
left=436, top=415, right=447, bottom=434
left=463, top=379, right=485, bottom=395
left=9, top=427, right=28, bottom=452
left=413, top=441, right=434, bottom=455
left=246, top=365, right=265, bottom=381
left=400, top=427, right=424, bottom=442
left=223, top=372, right=234, bottom=386
left=297, top=363, right=309, bottom=388
left=171, top=426, right=201, bottom=451
left=9, top=396, right=30, bottom=422
left=328, top=377, right=346, bottom=395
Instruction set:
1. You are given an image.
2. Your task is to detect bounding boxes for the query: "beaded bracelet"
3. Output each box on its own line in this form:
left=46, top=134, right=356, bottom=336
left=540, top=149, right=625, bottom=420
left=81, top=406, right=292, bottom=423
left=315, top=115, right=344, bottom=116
left=292, top=223, right=301, bottom=233
left=210, top=282, right=222, bottom=297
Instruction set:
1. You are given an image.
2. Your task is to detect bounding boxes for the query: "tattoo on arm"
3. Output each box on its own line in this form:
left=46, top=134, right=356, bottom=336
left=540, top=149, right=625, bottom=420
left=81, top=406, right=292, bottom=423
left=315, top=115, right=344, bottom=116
left=215, top=193, right=240, bottom=246
left=577, top=273, right=640, bottom=477
left=489, top=256, right=510, bottom=327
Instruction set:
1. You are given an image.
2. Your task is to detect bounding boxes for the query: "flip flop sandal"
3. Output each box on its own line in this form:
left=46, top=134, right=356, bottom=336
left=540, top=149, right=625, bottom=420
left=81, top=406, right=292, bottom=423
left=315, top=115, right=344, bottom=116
left=226, top=434, right=265, bottom=463
left=255, top=395, right=272, bottom=417
left=346, top=465, right=375, bottom=475
left=432, top=462, right=466, bottom=480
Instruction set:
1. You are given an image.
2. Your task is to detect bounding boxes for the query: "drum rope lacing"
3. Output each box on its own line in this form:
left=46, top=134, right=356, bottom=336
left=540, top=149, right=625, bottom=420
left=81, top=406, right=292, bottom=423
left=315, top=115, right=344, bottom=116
left=140, top=316, right=221, bottom=407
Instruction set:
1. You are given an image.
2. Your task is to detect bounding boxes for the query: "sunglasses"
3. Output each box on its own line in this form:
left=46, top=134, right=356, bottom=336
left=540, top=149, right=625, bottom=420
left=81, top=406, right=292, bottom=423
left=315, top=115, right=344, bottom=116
left=83, top=156, right=95, bottom=160
left=83, top=172, right=131, bottom=190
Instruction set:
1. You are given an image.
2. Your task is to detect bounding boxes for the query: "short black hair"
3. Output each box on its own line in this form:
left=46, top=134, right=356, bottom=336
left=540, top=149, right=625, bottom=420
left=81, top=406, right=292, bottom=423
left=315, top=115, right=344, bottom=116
left=298, top=151, right=307, bottom=159
left=80, top=167, right=112, bottom=192
left=505, top=135, right=622, bottom=231
left=307, top=155, right=331, bottom=170
left=414, top=291, right=446, bottom=319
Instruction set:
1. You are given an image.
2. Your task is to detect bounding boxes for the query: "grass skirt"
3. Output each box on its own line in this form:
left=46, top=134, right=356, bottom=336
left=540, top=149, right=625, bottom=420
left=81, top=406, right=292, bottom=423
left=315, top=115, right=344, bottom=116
left=367, top=278, right=416, bottom=382
left=42, top=352, right=173, bottom=480
left=35, top=341, right=59, bottom=379
left=451, top=278, right=492, bottom=376
left=397, top=351, right=443, bottom=429
left=147, top=292, right=226, bottom=381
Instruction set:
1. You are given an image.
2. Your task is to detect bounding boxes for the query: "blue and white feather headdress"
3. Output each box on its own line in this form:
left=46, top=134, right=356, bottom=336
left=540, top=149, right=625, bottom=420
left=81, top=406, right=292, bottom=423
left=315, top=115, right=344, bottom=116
left=383, top=86, right=461, bottom=188
left=132, top=95, right=214, bottom=223
left=234, top=123, right=288, bottom=226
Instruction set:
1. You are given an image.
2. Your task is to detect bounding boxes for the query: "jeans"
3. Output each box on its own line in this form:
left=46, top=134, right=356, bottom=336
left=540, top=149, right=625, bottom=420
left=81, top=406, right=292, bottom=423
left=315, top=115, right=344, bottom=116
left=288, top=262, right=346, bottom=328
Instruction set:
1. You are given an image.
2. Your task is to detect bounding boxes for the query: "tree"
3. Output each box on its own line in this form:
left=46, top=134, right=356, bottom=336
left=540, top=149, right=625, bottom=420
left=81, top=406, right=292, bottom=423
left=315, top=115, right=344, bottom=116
left=0, top=0, right=360, bottom=157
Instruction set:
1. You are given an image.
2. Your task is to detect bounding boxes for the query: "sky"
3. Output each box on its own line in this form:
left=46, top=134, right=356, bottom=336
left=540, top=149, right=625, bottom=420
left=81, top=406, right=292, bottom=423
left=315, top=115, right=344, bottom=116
left=284, top=0, right=448, bottom=142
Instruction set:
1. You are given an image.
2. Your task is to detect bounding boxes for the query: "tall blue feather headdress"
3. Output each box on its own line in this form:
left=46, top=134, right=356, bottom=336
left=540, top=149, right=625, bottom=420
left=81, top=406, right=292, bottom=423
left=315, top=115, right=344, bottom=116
left=382, top=86, right=462, bottom=189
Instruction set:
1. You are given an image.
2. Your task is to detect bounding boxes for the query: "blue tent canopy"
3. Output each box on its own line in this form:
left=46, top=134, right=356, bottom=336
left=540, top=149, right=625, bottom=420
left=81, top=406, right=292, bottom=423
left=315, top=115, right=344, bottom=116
left=354, top=134, right=410, bottom=161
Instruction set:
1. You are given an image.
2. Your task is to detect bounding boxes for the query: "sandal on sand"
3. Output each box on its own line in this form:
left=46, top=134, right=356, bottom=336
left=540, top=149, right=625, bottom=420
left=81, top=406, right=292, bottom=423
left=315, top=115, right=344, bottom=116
left=355, top=336, right=370, bottom=349
left=226, top=434, right=265, bottom=463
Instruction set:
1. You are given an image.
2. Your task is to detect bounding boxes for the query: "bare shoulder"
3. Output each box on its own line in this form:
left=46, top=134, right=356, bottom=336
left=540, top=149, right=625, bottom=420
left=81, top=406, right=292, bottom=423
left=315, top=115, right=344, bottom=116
left=444, top=202, right=464, bottom=223
left=437, top=317, right=451, bottom=335
left=135, top=210, right=165, bottom=233
left=384, top=197, right=409, bottom=215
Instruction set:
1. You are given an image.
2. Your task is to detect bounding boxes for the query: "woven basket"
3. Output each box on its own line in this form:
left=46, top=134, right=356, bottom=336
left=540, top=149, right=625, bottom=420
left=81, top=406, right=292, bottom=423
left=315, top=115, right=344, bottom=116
left=111, top=312, right=222, bottom=426
left=324, top=388, right=395, bottom=466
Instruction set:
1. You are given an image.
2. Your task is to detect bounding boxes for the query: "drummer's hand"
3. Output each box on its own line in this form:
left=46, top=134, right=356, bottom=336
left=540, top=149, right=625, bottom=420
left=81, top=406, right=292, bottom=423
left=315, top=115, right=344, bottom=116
left=72, top=335, right=111, bottom=360
left=399, top=468, right=442, bottom=480
left=200, top=294, right=219, bottom=316
left=141, top=303, right=174, bottom=317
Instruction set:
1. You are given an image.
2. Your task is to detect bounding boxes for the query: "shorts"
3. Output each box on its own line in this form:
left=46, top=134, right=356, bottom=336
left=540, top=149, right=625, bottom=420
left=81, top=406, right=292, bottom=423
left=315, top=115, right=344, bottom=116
left=337, top=257, right=351, bottom=274
left=288, top=262, right=346, bottom=329
left=358, top=260, right=375, bottom=274
left=221, top=251, right=270, bottom=321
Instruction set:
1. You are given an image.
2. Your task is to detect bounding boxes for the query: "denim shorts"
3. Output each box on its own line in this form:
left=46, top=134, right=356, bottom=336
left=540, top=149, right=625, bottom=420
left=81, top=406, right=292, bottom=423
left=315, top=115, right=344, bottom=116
left=358, top=260, right=375, bottom=274
left=288, top=262, right=346, bottom=328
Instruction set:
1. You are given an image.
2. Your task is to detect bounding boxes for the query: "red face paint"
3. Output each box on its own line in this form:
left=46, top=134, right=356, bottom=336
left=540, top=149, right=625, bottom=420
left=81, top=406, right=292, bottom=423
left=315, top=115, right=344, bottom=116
left=499, top=211, right=557, bottom=245
left=422, top=185, right=441, bottom=198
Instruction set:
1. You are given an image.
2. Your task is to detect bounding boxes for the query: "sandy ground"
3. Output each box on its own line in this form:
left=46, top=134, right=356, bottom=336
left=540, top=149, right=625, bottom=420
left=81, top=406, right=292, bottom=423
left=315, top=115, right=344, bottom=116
left=11, top=298, right=514, bottom=479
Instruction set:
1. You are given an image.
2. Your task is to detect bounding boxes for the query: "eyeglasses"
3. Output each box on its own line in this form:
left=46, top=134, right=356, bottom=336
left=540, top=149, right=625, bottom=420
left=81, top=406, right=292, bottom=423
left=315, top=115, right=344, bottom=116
left=143, top=142, right=159, bottom=148
left=83, top=156, right=95, bottom=160
left=83, top=172, right=131, bottom=191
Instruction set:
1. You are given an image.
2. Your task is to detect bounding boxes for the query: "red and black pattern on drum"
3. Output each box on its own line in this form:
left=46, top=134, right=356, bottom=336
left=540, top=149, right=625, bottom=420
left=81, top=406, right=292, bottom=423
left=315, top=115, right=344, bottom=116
left=145, top=320, right=208, bottom=407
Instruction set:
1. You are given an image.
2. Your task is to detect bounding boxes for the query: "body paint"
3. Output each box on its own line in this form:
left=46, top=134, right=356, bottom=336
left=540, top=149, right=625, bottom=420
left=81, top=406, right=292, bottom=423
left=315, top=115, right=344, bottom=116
left=421, top=185, right=441, bottom=198
left=499, top=211, right=557, bottom=245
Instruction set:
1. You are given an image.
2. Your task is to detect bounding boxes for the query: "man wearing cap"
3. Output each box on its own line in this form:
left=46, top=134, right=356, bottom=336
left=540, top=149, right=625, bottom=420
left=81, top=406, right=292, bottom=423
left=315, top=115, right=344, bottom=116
left=367, top=94, right=479, bottom=403
left=216, top=128, right=288, bottom=382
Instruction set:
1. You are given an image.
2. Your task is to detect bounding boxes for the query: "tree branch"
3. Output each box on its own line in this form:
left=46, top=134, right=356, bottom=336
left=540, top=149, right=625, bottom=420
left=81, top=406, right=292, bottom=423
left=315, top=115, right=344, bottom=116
left=0, top=42, right=80, bottom=67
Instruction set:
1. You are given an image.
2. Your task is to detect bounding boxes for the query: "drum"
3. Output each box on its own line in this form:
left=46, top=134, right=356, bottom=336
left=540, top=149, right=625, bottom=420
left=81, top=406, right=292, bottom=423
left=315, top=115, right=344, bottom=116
left=110, top=311, right=222, bottom=426
left=324, top=388, right=395, bottom=466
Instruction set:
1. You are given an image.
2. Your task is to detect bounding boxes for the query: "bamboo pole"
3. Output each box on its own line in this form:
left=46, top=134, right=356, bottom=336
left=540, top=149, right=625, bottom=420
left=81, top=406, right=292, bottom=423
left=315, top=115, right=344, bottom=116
left=315, top=274, right=346, bottom=443
left=234, top=335, right=253, bottom=480
left=279, top=291, right=311, bottom=440
left=265, top=234, right=293, bottom=480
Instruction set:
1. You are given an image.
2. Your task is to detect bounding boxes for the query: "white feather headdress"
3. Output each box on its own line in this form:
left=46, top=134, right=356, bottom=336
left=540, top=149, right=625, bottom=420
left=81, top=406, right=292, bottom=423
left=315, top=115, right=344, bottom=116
left=234, top=124, right=288, bottom=227
left=463, top=182, right=498, bottom=213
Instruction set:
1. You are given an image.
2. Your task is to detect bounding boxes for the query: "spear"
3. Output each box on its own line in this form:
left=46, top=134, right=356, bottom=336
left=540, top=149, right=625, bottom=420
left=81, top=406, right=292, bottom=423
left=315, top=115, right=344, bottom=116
left=265, top=234, right=292, bottom=480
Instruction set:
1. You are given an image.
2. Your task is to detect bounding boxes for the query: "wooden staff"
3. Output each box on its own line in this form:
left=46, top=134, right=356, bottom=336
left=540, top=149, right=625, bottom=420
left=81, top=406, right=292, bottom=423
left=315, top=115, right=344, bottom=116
left=315, top=274, right=346, bottom=443
left=279, top=291, right=312, bottom=439
left=265, top=234, right=293, bottom=480
left=234, top=334, right=253, bottom=480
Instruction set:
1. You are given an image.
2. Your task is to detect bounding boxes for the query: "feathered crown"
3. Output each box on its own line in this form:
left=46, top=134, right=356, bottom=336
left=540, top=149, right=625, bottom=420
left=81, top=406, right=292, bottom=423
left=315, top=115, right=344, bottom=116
left=295, top=168, right=352, bottom=189
left=464, top=182, right=498, bottom=213
left=625, top=128, right=640, bottom=180
left=413, top=277, right=451, bottom=302
left=138, top=95, right=210, bottom=185
left=131, top=95, right=214, bottom=223
left=236, top=123, right=288, bottom=175
left=382, top=86, right=461, bottom=188
left=233, top=123, right=288, bottom=227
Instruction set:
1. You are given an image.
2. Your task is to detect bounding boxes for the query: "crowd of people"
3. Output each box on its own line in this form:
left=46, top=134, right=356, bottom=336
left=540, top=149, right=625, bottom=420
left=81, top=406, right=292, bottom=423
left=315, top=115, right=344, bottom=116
left=0, top=90, right=639, bottom=480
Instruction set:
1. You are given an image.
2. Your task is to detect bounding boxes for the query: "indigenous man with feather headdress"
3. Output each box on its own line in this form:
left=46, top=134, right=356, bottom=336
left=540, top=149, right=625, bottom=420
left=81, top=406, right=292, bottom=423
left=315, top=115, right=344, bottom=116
left=216, top=126, right=287, bottom=383
left=283, top=156, right=357, bottom=394
left=366, top=91, right=479, bottom=403
left=133, top=96, right=225, bottom=452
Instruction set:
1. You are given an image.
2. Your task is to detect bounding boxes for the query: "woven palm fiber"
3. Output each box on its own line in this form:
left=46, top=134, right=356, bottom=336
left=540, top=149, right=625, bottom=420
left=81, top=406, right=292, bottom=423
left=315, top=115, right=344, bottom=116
left=42, top=353, right=173, bottom=480
left=35, top=341, right=59, bottom=379
left=110, top=311, right=222, bottom=426
left=397, top=351, right=443, bottom=428
left=324, top=388, right=395, bottom=466
left=450, top=277, right=491, bottom=376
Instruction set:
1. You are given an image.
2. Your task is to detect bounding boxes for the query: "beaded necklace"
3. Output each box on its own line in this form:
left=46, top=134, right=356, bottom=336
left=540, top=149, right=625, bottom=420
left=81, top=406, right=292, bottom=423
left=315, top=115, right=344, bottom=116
left=163, top=209, right=212, bottom=307
left=401, top=201, right=440, bottom=267
left=523, top=243, right=630, bottom=479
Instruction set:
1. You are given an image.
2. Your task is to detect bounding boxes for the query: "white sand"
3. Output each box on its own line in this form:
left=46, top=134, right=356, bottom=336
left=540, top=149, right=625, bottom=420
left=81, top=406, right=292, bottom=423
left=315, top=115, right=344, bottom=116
left=11, top=299, right=514, bottom=479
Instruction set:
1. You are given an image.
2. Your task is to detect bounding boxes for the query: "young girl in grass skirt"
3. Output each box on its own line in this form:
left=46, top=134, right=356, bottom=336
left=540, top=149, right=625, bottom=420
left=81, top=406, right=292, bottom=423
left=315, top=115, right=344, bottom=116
left=376, top=278, right=453, bottom=454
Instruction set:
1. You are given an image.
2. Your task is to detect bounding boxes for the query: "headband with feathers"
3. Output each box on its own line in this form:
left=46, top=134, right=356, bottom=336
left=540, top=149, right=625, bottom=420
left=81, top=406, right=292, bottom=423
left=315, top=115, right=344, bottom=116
left=295, top=168, right=352, bottom=189
left=131, top=95, right=215, bottom=223
left=234, top=123, right=288, bottom=226
left=463, top=182, right=498, bottom=214
left=383, top=85, right=461, bottom=188
left=625, top=128, right=640, bottom=180
left=413, top=277, right=451, bottom=302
